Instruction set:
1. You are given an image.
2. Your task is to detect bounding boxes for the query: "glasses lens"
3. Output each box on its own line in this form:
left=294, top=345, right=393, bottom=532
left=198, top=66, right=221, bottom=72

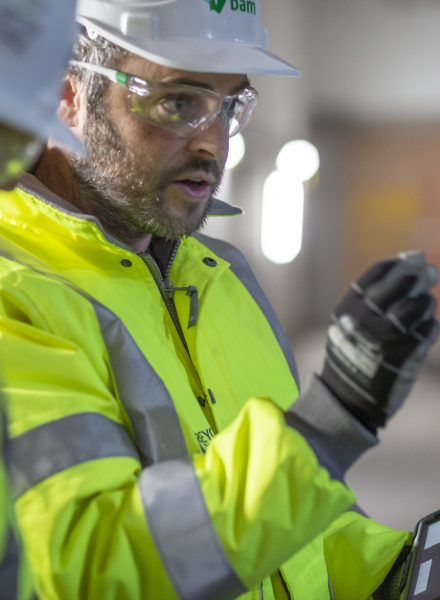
left=0, top=125, right=43, bottom=187
left=128, top=84, right=221, bottom=138
left=127, top=79, right=258, bottom=139
left=227, top=88, right=259, bottom=137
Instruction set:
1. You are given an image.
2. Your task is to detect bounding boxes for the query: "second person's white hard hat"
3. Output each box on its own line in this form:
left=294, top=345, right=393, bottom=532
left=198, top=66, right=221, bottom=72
left=0, top=0, right=82, bottom=150
left=75, top=0, right=301, bottom=77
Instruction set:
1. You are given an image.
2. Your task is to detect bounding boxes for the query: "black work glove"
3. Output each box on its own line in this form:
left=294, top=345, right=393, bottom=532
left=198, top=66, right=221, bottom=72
left=372, top=545, right=412, bottom=600
left=321, top=251, right=440, bottom=433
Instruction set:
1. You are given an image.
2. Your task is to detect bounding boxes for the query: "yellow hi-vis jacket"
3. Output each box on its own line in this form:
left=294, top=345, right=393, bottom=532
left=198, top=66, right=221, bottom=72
left=0, top=175, right=409, bottom=600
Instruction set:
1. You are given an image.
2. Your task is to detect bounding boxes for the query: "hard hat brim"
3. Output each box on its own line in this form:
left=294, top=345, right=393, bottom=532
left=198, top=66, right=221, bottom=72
left=127, top=40, right=303, bottom=77
left=78, top=17, right=301, bottom=77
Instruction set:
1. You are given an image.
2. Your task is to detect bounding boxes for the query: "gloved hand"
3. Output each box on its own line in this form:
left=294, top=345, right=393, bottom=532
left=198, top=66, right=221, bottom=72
left=320, top=251, right=440, bottom=433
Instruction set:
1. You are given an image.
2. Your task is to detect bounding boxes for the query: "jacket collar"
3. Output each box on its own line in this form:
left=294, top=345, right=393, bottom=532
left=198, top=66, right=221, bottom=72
left=209, top=197, right=243, bottom=217
left=17, top=173, right=134, bottom=251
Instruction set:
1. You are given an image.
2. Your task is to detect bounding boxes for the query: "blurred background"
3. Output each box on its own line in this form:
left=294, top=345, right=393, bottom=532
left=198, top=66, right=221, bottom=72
left=205, top=0, right=440, bottom=531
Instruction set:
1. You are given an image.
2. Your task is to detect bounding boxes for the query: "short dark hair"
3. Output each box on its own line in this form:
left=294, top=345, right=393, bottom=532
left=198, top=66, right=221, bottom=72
left=68, top=26, right=128, bottom=111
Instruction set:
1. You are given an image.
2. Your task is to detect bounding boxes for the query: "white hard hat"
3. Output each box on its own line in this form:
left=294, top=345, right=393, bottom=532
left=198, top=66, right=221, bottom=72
left=0, top=0, right=82, bottom=150
left=75, top=0, right=301, bottom=77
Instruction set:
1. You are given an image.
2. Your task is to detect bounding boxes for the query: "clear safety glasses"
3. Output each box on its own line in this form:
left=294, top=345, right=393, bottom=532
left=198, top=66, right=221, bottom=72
left=0, top=124, right=44, bottom=187
left=70, top=61, right=259, bottom=138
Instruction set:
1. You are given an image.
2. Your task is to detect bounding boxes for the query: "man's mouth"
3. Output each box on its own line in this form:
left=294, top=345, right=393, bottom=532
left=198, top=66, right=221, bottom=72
left=172, top=172, right=215, bottom=199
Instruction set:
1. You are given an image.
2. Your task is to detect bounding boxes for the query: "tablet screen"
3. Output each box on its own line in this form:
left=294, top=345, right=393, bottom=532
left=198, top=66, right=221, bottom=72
left=406, top=515, right=440, bottom=600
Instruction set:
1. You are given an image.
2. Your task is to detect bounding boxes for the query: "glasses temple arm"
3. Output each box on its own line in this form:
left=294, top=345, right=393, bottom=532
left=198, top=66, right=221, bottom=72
left=69, top=61, right=129, bottom=86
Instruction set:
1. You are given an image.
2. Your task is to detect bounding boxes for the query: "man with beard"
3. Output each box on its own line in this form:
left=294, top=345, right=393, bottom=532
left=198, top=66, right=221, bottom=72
left=0, top=1, right=438, bottom=598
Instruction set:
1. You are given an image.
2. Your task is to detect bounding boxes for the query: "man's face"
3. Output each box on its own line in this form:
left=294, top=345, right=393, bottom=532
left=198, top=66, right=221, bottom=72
left=71, top=54, right=250, bottom=243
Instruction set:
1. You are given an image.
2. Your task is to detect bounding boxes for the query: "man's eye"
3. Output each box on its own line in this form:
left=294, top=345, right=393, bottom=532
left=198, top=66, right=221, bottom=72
left=225, top=96, right=245, bottom=121
left=226, top=98, right=240, bottom=119
left=157, top=94, right=194, bottom=119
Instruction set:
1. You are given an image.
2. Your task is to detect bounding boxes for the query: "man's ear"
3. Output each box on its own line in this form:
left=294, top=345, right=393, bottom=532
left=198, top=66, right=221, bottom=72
left=58, top=76, right=83, bottom=131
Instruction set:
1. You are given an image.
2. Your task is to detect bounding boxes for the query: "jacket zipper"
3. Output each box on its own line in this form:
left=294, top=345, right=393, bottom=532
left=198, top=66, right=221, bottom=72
left=140, top=243, right=193, bottom=355
left=140, top=246, right=216, bottom=431
left=161, top=244, right=199, bottom=328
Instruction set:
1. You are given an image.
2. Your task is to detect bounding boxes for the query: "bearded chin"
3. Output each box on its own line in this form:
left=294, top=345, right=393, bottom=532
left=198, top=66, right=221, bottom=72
left=70, top=154, right=217, bottom=241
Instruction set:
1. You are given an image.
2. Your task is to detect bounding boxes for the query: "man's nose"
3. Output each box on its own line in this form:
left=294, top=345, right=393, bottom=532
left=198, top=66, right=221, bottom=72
left=186, top=114, right=230, bottom=163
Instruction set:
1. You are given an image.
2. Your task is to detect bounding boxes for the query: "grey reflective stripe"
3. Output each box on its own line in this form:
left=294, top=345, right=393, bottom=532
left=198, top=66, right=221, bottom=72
left=195, top=234, right=300, bottom=386
left=9, top=413, right=139, bottom=497
left=0, top=242, right=188, bottom=467
left=92, top=302, right=188, bottom=466
left=1, top=401, right=19, bottom=600
left=140, top=459, right=246, bottom=600
left=0, top=530, right=19, bottom=600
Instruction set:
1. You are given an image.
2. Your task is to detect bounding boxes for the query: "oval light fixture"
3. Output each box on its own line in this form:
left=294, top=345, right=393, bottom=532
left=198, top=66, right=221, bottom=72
left=261, top=170, right=305, bottom=264
left=276, top=139, right=320, bottom=183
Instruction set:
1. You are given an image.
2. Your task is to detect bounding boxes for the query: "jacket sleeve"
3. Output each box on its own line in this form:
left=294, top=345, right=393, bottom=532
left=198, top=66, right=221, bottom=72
left=323, top=511, right=411, bottom=600
left=1, top=261, right=355, bottom=600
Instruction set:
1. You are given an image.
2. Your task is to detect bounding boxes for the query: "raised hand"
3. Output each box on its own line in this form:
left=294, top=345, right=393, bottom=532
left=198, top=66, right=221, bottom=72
left=321, top=251, right=439, bottom=432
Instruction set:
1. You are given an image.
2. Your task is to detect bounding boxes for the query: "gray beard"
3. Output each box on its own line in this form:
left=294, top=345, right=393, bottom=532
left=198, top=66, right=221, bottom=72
left=69, top=109, right=222, bottom=241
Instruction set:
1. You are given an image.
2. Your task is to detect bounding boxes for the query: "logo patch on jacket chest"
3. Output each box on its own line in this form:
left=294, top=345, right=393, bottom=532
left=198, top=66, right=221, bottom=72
left=195, top=427, right=215, bottom=453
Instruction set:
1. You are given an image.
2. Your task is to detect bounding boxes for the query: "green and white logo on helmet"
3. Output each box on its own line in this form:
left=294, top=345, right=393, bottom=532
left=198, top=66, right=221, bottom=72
left=204, top=0, right=256, bottom=16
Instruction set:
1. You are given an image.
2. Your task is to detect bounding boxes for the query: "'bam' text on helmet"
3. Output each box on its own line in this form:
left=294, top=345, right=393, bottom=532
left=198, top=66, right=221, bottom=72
left=209, top=0, right=256, bottom=15
left=231, top=0, right=256, bottom=14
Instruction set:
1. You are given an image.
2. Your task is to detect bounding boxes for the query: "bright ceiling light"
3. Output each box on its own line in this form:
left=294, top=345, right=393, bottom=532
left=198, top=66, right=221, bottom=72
left=276, top=139, right=320, bottom=182
left=261, top=170, right=304, bottom=265
left=226, top=133, right=245, bottom=170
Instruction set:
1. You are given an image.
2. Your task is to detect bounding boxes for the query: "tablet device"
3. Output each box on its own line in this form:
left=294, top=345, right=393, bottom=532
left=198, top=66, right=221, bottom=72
left=401, top=509, right=440, bottom=600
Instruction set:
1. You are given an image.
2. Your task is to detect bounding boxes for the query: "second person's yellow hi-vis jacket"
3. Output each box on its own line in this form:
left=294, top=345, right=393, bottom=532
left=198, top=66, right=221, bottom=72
left=0, top=175, right=409, bottom=599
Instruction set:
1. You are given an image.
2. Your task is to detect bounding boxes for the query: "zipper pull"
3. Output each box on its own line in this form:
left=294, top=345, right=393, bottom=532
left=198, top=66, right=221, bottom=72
left=185, top=286, right=198, bottom=328
left=172, top=284, right=199, bottom=328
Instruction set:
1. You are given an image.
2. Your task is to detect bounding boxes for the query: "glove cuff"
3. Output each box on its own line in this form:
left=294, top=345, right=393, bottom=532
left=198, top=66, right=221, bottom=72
left=321, top=358, right=388, bottom=432
left=286, top=374, right=378, bottom=474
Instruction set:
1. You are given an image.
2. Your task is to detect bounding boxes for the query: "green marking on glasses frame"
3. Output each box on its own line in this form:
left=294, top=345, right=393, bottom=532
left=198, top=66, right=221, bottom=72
left=116, top=71, right=129, bottom=86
